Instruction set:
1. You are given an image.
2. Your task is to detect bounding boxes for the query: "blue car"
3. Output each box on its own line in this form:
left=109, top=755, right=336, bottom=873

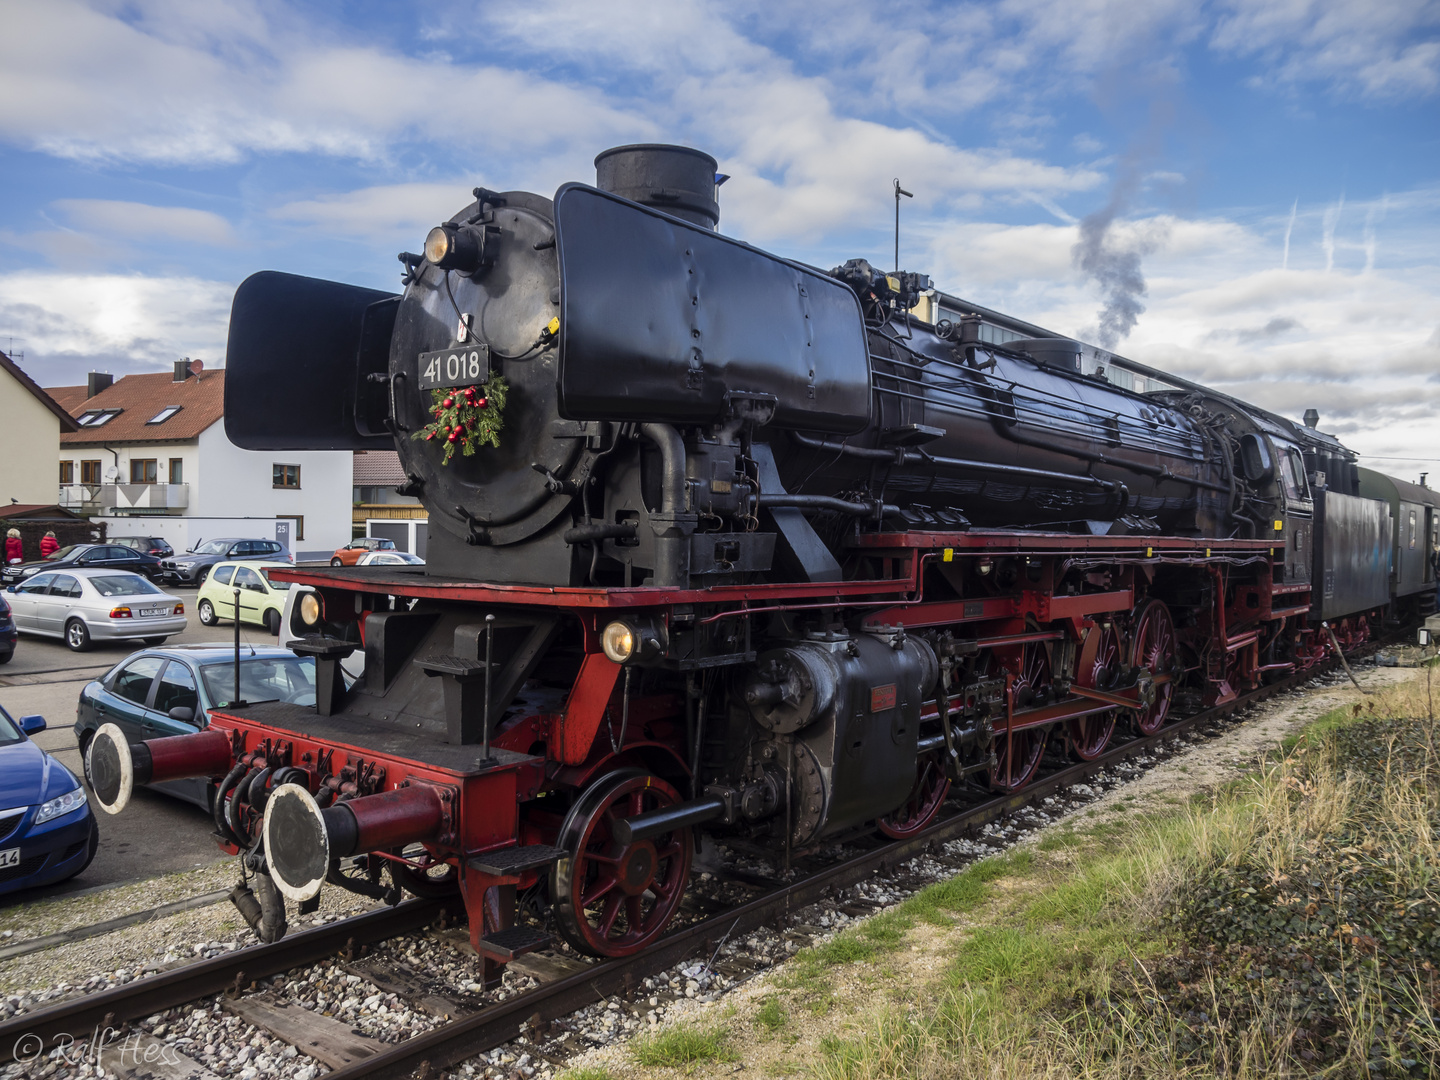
left=0, top=703, right=98, bottom=895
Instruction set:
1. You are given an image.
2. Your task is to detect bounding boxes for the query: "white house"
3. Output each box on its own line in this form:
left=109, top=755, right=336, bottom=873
left=50, top=359, right=352, bottom=557
left=1, top=349, right=80, bottom=507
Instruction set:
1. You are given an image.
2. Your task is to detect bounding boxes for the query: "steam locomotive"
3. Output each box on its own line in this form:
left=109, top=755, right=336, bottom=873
left=86, top=145, right=1439, bottom=983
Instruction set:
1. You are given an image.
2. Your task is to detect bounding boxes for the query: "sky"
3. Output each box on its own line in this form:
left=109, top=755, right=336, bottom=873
left=1, top=0, right=1437, bottom=475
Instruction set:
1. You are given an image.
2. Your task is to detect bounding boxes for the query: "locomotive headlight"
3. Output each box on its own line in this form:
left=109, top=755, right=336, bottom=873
left=601, top=618, right=666, bottom=665
left=299, top=592, right=322, bottom=627
left=424, top=225, right=454, bottom=265
left=602, top=621, right=635, bottom=663
left=424, top=223, right=486, bottom=273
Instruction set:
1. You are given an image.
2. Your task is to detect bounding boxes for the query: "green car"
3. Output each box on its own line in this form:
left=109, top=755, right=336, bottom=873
left=195, top=560, right=292, bottom=635
left=73, top=644, right=318, bottom=809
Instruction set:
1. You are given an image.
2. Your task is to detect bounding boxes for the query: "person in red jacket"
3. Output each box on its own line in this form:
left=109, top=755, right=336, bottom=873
left=4, top=529, right=21, bottom=565
left=39, top=531, right=59, bottom=559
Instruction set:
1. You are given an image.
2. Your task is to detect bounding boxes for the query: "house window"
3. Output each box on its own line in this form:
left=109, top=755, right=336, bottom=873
left=147, top=406, right=182, bottom=425
left=169, top=458, right=184, bottom=484
left=277, top=514, right=305, bottom=541
left=77, top=408, right=122, bottom=427
left=130, top=459, right=158, bottom=484
left=81, top=460, right=102, bottom=484
left=59, top=461, right=74, bottom=484
left=273, top=464, right=300, bottom=489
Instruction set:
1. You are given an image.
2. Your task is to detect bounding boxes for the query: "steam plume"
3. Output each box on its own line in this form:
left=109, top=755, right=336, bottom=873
left=1071, top=167, right=1152, bottom=350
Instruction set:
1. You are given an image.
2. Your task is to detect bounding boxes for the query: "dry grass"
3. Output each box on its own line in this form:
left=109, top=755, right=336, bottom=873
left=805, top=677, right=1440, bottom=1079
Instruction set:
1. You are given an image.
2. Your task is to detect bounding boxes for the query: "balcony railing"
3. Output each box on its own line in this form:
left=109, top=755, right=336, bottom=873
left=59, top=483, right=189, bottom=513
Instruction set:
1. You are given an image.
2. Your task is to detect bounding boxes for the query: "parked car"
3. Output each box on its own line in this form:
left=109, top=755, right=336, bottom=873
left=196, top=561, right=293, bottom=634
left=111, top=536, right=174, bottom=559
left=0, top=592, right=14, bottom=665
left=159, top=538, right=291, bottom=586
left=74, top=644, right=318, bottom=809
left=330, top=537, right=396, bottom=565
left=2, top=543, right=165, bottom=586
left=0, top=702, right=98, bottom=895
left=5, top=569, right=187, bottom=651
left=356, top=550, right=425, bottom=566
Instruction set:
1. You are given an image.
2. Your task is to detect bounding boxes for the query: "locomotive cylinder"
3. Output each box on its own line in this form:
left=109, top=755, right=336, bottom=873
left=87, top=723, right=234, bottom=815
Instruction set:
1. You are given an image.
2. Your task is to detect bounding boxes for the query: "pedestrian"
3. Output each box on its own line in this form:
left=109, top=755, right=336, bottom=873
left=39, top=530, right=59, bottom=559
left=4, top=528, right=21, bottom=565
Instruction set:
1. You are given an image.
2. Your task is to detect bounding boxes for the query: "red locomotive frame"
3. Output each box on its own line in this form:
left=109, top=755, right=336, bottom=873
left=101, top=527, right=1368, bottom=985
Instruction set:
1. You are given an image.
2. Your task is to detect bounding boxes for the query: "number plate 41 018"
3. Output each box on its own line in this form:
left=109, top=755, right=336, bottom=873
left=418, top=345, right=491, bottom=391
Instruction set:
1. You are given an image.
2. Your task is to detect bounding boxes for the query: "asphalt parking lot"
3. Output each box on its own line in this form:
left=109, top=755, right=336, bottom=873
left=0, top=582, right=285, bottom=904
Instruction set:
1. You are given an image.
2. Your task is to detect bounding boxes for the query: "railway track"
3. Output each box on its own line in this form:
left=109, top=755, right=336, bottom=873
left=0, top=648, right=1374, bottom=1078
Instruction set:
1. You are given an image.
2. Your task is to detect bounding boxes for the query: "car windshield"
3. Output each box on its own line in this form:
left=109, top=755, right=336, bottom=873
left=193, top=540, right=231, bottom=555
left=259, top=570, right=292, bottom=591
left=0, top=706, right=19, bottom=746
left=49, top=545, right=82, bottom=560
left=200, top=656, right=317, bottom=708
left=90, top=574, right=164, bottom=597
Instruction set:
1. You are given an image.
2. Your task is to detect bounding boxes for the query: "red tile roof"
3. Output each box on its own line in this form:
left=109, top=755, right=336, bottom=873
left=54, top=363, right=226, bottom=446
left=353, top=450, right=407, bottom=485
left=2, top=351, right=81, bottom=432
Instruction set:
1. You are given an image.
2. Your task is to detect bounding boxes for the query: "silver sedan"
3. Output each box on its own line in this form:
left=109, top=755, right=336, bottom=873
left=4, top=569, right=188, bottom=651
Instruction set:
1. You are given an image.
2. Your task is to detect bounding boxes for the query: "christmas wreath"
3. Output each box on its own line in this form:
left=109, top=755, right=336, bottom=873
left=412, top=371, right=509, bottom=464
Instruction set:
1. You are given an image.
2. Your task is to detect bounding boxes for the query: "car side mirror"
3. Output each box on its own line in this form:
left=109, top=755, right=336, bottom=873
left=75, top=557, right=90, bottom=566
left=19, top=714, right=46, bottom=735
left=5, top=586, right=15, bottom=594
left=167, top=706, right=196, bottom=724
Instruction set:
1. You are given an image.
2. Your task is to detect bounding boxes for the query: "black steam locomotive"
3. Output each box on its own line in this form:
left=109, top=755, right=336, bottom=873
left=87, top=145, right=1438, bottom=981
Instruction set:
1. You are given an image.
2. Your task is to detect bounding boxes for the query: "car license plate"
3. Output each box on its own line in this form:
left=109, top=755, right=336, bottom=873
left=418, top=345, right=491, bottom=391
left=140, top=606, right=170, bottom=617
left=0, top=848, right=18, bottom=869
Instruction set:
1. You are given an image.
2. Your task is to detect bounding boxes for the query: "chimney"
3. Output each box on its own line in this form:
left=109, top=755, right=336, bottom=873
left=174, top=358, right=191, bottom=382
left=87, top=371, right=113, bottom=398
left=1303, top=408, right=1319, bottom=428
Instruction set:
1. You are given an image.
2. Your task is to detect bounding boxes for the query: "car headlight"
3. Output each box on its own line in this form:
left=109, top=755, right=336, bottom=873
left=34, top=786, right=87, bottom=825
left=19, top=565, right=39, bottom=578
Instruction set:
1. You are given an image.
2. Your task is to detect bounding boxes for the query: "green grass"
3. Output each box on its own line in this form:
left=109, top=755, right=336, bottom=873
left=755, top=995, right=786, bottom=1033
left=631, top=1022, right=738, bottom=1067
left=556, top=1069, right=614, bottom=1080
left=808, top=671, right=1440, bottom=1079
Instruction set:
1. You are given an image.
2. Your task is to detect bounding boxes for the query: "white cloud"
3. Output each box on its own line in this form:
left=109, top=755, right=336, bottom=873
left=0, top=272, right=233, bottom=385
left=1212, top=0, right=1440, bottom=99
left=271, top=183, right=472, bottom=243
left=53, top=199, right=236, bottom=245
left=0, top=0, right=643, bottom=164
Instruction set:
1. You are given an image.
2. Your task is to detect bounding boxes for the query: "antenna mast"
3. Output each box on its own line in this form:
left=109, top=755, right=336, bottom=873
left=893, top=179, right=913, bottom=273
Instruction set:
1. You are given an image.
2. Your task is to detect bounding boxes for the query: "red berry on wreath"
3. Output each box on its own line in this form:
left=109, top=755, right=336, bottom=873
left=476, top=396, right=487, bottom=408
left=443, top=396, right=454, bottom=408
left=454, top=423, right=465, bottom=436
left=447, top=431, right=458, bottom=442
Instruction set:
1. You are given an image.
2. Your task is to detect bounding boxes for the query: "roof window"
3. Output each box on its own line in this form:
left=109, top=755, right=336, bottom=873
left=147, top=406, right=182, bottom=424
left=77, top=408, right=123, bottom=427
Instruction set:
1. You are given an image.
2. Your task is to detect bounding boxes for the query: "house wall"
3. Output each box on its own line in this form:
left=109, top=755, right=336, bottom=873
left=192, top=425, right=353, bottom=552
left=71, top=427, right=352, bottom=557
left=1, top=363, right=63, bottom=505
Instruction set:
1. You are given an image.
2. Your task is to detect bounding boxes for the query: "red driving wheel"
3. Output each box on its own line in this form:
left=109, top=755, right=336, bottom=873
left=550, top=770, right=693, bottom=958
left=1068, top=623, right=1120, bottom=760
left=877, top=748, right=950, bottom=838
left=1129, top=599, right=1177, bottom=735
left=990, top=641, right=1051, bottom=793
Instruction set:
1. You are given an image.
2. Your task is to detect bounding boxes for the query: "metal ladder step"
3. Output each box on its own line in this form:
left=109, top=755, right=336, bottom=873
left=477, top=925, right=551, bottom=962
left=467, top=844, right=564, bottom=876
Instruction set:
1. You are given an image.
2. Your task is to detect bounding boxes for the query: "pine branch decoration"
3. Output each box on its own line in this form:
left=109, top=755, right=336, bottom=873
left=412, top=372, right=509, bottom=464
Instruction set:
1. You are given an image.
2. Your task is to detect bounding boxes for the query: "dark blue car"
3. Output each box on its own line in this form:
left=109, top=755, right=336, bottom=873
left=0, top=591, right=15, bottom=665
left=0, top=703, right=98, bottom=896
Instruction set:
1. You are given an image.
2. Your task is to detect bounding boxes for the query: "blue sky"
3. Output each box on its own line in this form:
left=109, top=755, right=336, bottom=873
left=2, top=0, right=1437, bottom=471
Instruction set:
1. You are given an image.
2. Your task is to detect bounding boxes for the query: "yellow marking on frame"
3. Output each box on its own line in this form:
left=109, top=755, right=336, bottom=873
left=942, top=548, right=954, bottom=562
left=1205, top=547, right=1211, bottom=558
left=1146, top=547, right=1153, bottom=558
left=1274, top=519, right=1284, bottom=531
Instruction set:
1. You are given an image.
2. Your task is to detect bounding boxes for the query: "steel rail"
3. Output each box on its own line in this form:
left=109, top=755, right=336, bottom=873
left=0, top=647, right=1367, bottom=1074
left=0, top=898, right=446, bottom=1063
